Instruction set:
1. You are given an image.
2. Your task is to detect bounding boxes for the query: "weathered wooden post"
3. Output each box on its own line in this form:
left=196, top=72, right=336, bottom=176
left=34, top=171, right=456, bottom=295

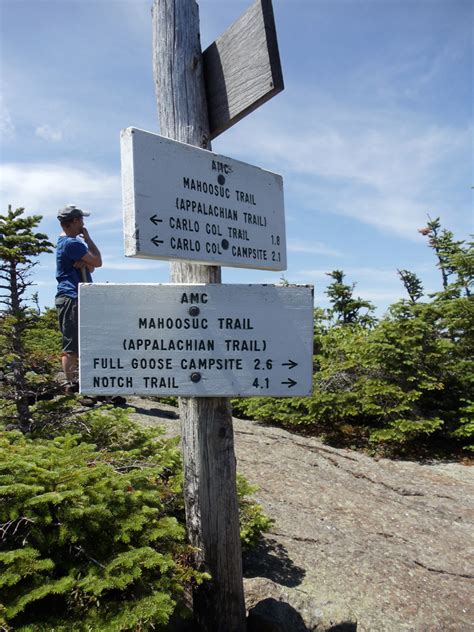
left=151, top=1, right=246, bottom=629
left=81, top=1, right=299, bottom=629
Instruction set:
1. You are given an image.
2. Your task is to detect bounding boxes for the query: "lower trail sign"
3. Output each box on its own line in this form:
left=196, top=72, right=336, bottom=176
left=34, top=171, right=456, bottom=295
left=79, top=283, right=313, bottom=397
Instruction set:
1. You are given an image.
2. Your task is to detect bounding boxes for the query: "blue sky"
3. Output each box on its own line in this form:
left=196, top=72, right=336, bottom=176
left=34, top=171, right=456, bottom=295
left=1, top=0, right=472, bottom=315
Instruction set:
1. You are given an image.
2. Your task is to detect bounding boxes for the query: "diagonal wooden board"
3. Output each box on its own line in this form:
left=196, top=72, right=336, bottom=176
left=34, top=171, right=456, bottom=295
left=203, top=0, right=284, bottom=139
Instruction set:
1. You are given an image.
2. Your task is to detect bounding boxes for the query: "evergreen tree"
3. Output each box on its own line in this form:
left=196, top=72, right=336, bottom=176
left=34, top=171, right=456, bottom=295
left=235, top=222, right=473, bottom=455
left=0, top=206, right=53, bottom=432
left=0, top=407, right=273, bottom=630
left=397, top=269, right=424, bottom=304
left=325, top=270, right=375, bottom=327
left=0, top=416, right=205, bottom=631
left=449, top=238, right=473, bottom=297
left=418, top=216, right=471, bottom=297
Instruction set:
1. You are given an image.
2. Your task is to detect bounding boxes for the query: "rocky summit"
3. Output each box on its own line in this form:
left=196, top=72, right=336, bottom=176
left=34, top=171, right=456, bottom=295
left=128, top=397, right=474, bottom=632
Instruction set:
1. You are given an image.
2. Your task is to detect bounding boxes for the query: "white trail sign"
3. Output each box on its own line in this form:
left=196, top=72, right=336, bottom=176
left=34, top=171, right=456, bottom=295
left=121, top=128, right=286, bottom=270
left=79, top=284, right=313, bottom=397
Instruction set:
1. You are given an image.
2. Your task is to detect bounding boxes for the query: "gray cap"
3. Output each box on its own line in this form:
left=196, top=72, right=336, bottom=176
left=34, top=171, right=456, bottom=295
left=57, top=204, right=91, bottom=222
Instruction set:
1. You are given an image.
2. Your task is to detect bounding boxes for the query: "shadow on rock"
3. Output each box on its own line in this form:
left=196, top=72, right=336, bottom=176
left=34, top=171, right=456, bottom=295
left=243, top=538, right=306, bottom=587
left=130, top=405, right=179, bottom=420
left=248, top=598, right=358, bottom=632
left=248, top=597, right=308, bottom=631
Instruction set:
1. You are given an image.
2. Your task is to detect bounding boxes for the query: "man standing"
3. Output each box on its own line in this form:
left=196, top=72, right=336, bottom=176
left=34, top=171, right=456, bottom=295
left=55, top=204, right=102, bottom=392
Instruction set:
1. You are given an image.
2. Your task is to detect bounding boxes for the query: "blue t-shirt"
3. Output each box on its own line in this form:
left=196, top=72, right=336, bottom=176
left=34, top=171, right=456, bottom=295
left=56, top=236, right=92, bottom=298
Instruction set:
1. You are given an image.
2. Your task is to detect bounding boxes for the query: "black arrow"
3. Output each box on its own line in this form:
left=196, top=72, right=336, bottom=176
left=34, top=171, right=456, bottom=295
left=282, top=359, right=298, bottom=370
left=281, top=378, right=297, bottom=388
left=151, top=235, right=164, bottom=247
left=150, top=214, right=163, bottom=225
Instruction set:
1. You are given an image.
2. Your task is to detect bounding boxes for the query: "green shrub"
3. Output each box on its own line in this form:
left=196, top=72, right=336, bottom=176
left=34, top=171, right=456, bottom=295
left=0, top=428, right=205, bottom=631
left=236, top=474, right=274, bottom=549
left=23, top=307, right=62, bottom=366
left=0, top=407, right=273, bottom=630
left=233, top=297, right=473, bottom=456
left=451, top=402, right=474, bottom=452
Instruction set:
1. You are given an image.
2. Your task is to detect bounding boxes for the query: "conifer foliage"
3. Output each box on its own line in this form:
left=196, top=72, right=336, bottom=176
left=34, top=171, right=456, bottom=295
left=234, top=219, right=473, bottom=456
left=0, top=208, right=272, bottom=630
left=0, top=207, right=54, bottom=432
left=325, top=270, right=376, bottom=327
left=0, top=408, right=207, bottom=631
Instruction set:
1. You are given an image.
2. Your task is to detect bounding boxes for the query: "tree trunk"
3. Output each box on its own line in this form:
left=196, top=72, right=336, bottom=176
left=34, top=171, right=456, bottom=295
left=8, top=261, right=31, bottom=432
left=151, top=2, right=246, bottom=630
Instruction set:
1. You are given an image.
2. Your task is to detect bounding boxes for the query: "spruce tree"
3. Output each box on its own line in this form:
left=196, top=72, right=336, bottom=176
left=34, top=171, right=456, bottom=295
left=397, top=269, right=424, bottom=304
left=325, top=270, right=375, bottom=327
left=418, top=216, right=471, bottom=297
left=0, top=206, right=53, bottom=432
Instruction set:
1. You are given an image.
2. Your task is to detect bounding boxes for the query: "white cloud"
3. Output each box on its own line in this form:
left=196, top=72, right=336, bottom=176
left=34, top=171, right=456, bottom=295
left=244, top=118, right=466, bottom=196
left=102, top=258, right=167, bottom=271
left=0, top=97, right=15, bottom=139
left=35, top=124, right=63, bottom=142
left=217, top=97, right=471, bottom=241
left=354, top=36, right=469, bottom=102
left=0, top=162, right=121, bottom=219
left=359, top=288, right=405, bottom=303
left=288, top=239, right=343, bottom=257
left=299, top=266, right=399, bottom=284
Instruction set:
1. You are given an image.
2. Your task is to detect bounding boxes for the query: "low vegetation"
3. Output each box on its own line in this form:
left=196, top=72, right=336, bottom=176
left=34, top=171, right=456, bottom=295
left=0, top=207, right=271, bottom=630
left=233, top=218, right=473, bottom=458
left=0, top=206, right=471, bottom=629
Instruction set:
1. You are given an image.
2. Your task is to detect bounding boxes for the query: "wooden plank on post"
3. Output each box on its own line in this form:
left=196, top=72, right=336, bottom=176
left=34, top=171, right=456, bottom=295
left=151, top=1, right=247, bottom=630
left=203, top=0, right=284, bottom=139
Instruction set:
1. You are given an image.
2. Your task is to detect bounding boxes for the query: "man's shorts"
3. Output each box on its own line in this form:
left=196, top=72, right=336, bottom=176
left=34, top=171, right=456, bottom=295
left=55, top=295, right=78, bottom=354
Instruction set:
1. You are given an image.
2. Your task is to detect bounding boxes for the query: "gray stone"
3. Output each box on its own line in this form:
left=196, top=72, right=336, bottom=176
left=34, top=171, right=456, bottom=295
left=128, top=397, right=474, bottom=631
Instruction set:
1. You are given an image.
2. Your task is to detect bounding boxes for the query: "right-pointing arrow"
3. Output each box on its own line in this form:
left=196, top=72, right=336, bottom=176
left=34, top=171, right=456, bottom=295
left=281, top=378, right=297, bottom=388
left=282, top=359, right=298, bottom=370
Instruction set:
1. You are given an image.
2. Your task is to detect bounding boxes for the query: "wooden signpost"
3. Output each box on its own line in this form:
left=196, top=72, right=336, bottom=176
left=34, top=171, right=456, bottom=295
left=85, top=1, right=295, bottom=630
left=121, top=128, right=286, bottom=270
left=150, top=1, right=290, bottom=630
left=79, top=283, right=313, bottom=397
left=151, top=1, right=248, bottom=627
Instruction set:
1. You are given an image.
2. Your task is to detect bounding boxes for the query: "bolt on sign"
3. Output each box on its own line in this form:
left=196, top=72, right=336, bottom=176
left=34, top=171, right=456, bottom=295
left=121, top=128, right=286, bottom=270
left=79, top=284, right=313, bottom=397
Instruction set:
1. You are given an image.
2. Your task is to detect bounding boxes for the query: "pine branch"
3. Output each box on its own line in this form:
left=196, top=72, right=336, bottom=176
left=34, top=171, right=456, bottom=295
left=72, top=545, right=107, bottom=569
left=0, top=516, right=35, bottom=542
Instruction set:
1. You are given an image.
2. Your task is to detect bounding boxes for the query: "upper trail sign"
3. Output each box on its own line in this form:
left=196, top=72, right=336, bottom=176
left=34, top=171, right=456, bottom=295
left=121, top=127, right=286, bottom=270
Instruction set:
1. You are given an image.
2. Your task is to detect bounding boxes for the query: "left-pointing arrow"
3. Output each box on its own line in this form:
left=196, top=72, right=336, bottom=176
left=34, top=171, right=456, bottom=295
left=281, top=378, right=297, bottom=388
left=150, top=214, right=163, bottom=225
left=151, top=236, right=164, bottom=247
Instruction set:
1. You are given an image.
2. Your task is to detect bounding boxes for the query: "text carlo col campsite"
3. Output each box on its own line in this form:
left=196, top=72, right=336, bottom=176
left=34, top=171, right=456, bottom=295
left=79, top=284, right=313, bottom=397
left=120, top=128, right=286, bottom=270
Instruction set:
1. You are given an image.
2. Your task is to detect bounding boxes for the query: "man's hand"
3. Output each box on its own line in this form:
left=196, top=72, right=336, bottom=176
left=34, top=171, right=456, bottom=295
left=78, top=224, right=102, bottom=268
left=79, top=226, right=90, bottom=241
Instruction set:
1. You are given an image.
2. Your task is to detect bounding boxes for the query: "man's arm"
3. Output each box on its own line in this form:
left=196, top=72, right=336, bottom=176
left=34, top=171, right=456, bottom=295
left=73, top=260, right=95, bottom=273
left=79, top=226, right=102, bottom=268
